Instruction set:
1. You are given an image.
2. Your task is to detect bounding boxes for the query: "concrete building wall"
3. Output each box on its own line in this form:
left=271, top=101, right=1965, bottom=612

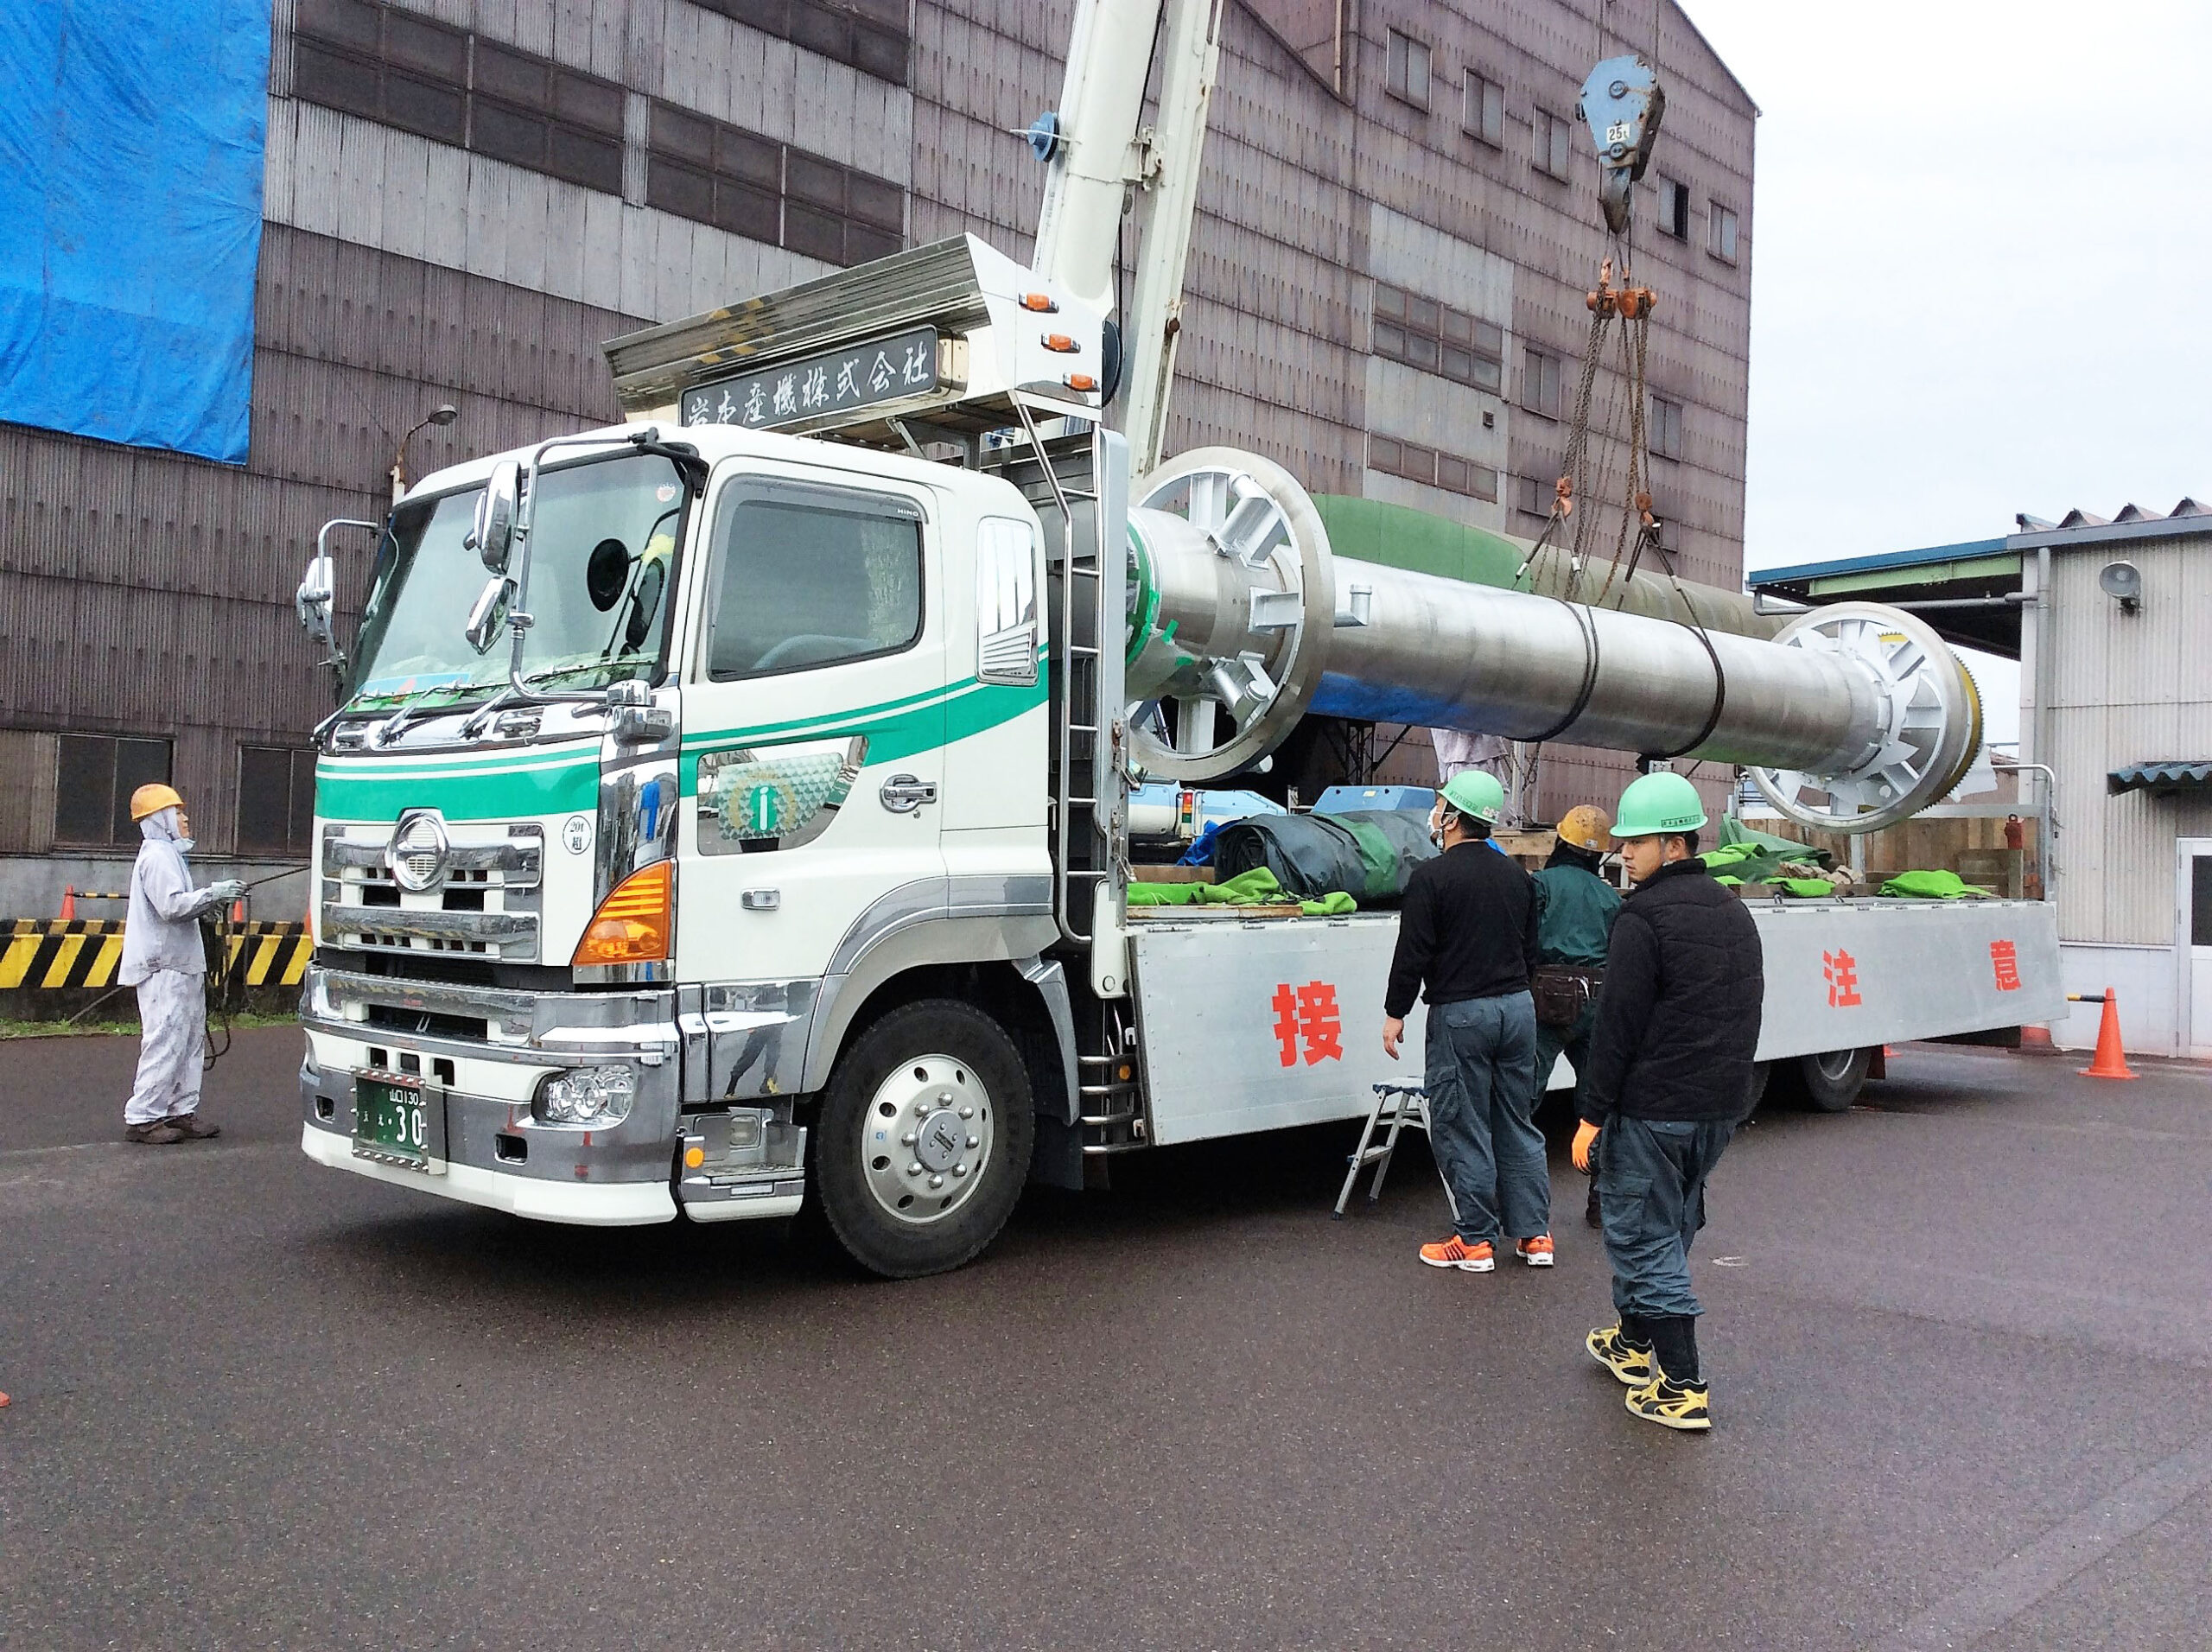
left=0, top=0, right=1756, bottom=909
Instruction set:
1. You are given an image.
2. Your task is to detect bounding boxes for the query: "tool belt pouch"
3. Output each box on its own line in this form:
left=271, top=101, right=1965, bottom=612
left=1531, top=967, right=1598, bottom=1028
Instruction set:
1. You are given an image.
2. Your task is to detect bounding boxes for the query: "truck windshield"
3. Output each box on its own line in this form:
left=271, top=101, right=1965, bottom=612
left=350, top=451, right=690, bottom=706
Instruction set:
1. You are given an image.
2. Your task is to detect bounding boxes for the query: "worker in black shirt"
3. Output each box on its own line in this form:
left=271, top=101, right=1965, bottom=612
left=1573, top=772, right=1764, bottom=1432
left=1382, top=769, right=1551, bottom=1274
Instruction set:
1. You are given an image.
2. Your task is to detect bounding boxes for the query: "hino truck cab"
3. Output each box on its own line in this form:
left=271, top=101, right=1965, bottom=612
left=295, top=238, right=1129, bottom=1276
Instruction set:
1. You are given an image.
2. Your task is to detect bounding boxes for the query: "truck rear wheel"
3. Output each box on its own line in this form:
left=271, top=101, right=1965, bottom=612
left=1788, top=1046, right=1874, bottom=1113
left=813, top=999, right=1034, bottom=1278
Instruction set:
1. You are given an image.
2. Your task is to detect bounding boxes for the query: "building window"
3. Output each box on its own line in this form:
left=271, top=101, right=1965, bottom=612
left=237, top=747, right=318, bottom=857
left=1385, top=29, right=1430, bottom=109
left=1373, top=283, right=1503, bottom=394
left=54, top=734, right=172, bottom=848
left=291, top=1, right=626, bottom=194
left=1520, top=346, right=1562, bottom=419
left=690, top=0, right=910, bottom=84
left=1516, top=472, right=1554, bottom=519
left=1708, top=201, right=1741, bottom=263
left=645, top=101, right=903, bottom=264
left=1649, top=394, right=1684, bottom=461
left=1369, top=434, right=1498, bottom=503
left=1533, top=107, right=1573, bottom=180
left=1659, top=178, right=1690, bottom=239
left=1463, top=71, right=1503, bottom=146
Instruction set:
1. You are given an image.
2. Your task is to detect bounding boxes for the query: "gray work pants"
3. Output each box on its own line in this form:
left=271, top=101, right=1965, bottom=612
left=1598, top=1115, right=1734, bottom=1318
left=1423, top=991, right=1548, bottom=1244
left=124, top=968, right=207, bottom=1125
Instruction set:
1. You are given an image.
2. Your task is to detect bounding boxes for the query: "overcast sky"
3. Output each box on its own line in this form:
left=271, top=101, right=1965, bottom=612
left=1678, top=0, right=2212, bottom=740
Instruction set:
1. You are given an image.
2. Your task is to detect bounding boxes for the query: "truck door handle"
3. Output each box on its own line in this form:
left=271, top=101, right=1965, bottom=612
left=879, top=774, right=938, bottom=814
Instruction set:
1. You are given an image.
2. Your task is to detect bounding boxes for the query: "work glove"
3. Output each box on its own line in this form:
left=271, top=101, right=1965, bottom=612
left=206, top=880, right=247, bottom=904
left=1571, top=1120, right=1600, bottom=1173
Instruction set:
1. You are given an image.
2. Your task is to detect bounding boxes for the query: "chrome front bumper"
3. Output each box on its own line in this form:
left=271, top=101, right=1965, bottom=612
left=297, top=963, right=804, bottom=1224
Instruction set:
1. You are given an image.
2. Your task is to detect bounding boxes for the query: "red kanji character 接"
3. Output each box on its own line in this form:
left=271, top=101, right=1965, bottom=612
left=1295, top=981, right=1343, bottom=1064
left=1270, top=982, right=1300, bottom=1067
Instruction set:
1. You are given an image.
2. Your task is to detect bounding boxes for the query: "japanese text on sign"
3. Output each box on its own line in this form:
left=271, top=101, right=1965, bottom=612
left=1822, top=949, right=1863, bottom=1008
left=1271, top=981, right=1343, bottom=1066
left=681, top=327, right=938, bottom=430
left=1989, top=939, right=2021, bottom=992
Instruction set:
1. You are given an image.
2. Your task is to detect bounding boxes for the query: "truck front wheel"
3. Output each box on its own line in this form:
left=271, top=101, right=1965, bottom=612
left=813, top=999, right=1035, bottom=1278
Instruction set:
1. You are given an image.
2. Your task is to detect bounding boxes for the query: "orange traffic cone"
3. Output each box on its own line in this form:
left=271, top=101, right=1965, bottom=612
left=232, top=898, right=245, bottom=924
left=59, top=884, right=74, bottom=920
left=2079, top=988, right=2137, bottom=1080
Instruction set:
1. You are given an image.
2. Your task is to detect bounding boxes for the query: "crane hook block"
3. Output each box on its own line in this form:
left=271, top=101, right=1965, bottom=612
left=1576, top=54, right=1665, bottom=235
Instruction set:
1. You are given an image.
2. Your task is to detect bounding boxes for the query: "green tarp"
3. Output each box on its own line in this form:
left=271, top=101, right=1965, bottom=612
left=1127, top=867, right=1357, bottom=917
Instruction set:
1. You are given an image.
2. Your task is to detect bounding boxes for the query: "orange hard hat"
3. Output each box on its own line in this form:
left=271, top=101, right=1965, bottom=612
left=1555, top=804, right=1611, bottom=851
left=129, top=783, right=185, bottom=821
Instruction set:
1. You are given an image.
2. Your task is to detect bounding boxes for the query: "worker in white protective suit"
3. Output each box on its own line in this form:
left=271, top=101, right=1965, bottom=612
left=119, top=784, right=244, bottom=1145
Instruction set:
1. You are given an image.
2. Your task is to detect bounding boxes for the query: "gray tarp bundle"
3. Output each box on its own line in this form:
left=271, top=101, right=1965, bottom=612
left=1211, top=810, right=1438, bottom=904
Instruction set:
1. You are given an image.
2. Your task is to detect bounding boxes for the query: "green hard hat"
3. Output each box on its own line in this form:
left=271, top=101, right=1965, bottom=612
left=1440, top=768, right=1505, bottom=825
left=1611, top=771, right=1707, bottom=838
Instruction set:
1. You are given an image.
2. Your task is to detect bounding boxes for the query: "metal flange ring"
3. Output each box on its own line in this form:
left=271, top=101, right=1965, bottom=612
left=1749, top=600, right=1983, bottom=833
left=1123, top=447, right=1336, bottom=784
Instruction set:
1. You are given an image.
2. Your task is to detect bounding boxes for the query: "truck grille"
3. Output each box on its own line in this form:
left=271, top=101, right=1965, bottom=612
left=321, top=823, right=545, bottom=963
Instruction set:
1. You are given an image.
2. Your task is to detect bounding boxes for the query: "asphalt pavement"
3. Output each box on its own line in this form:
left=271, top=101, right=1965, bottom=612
left=3, top=1027, right=2210, bottom=1650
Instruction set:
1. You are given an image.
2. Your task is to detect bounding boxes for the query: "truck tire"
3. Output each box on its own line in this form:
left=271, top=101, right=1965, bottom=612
left=1789, top=1046, right=1874, bottom=1113
left=813, top=999, right=1035, bottom=1279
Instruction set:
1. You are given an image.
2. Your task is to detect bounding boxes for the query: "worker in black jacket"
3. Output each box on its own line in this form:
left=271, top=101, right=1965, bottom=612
left=1382, top=770, right=1552, bottom=1275
left=1572, top=772, right=1764, bottom=1432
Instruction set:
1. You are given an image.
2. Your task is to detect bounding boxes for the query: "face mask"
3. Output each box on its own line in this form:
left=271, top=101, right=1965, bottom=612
left=1427, top=806, right=1445, bottom=848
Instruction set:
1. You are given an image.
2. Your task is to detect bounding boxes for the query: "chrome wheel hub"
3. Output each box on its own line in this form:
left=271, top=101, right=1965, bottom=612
left=860, top=1055, right=994, bottom=1225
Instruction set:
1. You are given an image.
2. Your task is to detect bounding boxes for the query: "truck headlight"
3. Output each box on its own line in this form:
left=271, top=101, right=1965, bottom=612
left=532, top=1064, right=637, bottom=1126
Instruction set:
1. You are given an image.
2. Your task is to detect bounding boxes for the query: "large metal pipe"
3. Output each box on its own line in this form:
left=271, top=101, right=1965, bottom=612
left=1123, top=448, right=1982, bottom=832
left=1313, top=561, right=1880, bottom=772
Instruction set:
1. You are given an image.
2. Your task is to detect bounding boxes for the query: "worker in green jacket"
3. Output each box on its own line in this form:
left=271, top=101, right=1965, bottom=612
left=1529, top=805, right=1622, bottom=1228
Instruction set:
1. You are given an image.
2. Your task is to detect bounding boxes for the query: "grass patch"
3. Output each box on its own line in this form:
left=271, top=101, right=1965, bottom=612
left=0, top=1010, right=300, bottom=1039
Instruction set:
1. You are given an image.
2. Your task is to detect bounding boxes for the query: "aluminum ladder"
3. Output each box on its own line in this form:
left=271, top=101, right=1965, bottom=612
left=1332, top=1083, right=1430, bottom=1217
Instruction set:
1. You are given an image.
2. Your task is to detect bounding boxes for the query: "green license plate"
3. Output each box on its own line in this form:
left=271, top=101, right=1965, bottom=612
left=354, top=1078, right=428, bottom=1167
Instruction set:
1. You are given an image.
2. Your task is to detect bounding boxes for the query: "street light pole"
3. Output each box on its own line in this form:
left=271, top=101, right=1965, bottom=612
left=390, top=403, right=460, bottom=505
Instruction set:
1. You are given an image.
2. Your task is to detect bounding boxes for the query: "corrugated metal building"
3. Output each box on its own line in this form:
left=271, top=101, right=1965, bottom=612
left=1754, top=499, right=2212, bottom=1055
left=0, top=0, right=1757, bottom=913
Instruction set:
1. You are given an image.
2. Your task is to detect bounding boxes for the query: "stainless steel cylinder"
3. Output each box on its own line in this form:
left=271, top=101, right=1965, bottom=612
left=1314, top=557, right=1884, bottom=772
left=1125, top=447, right=1981, bottom=829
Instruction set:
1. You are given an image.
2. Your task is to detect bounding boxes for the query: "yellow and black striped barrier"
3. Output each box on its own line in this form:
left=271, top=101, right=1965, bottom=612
left=0, top=919, right=313, bottom=992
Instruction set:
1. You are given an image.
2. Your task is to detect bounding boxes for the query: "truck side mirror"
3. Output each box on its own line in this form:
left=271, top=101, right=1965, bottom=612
left=474, top=460, right=520, bottom=573
left=296, top=554, right=335, bottom=645
left=465, top=575, right=514, bottom=654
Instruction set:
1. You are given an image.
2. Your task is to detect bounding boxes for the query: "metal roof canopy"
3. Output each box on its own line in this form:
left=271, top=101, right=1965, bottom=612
left=2108, top=760, right=2212, bottom=796
left=1750, top=500, right=2212, bottom=663
left=1751, top=538, right=2024, bottom=658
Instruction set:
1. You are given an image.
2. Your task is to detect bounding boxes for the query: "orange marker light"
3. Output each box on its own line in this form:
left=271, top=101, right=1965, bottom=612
left=1041, top=333, right=1078, bottom=353
left=573, top=859, right=674, bottom=967
left=1063, top=373, right=1098, bottom=392
left=684, top=1145, right=705, bottom=1168
left=1019, top=293, right=1058, bottom=312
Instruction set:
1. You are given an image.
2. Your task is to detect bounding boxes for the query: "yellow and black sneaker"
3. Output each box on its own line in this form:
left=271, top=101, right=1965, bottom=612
left=1586, top=1323, right=1656, bottom=1387
left=1625, top=1374, right=1711, bottom=1432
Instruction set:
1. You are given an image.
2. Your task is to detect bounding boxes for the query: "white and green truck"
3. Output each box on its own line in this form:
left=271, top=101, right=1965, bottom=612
left=287, top=3, right=2060, bottom=1276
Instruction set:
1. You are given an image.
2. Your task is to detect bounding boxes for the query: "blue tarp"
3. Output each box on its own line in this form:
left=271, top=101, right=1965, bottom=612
left=0, top=2, right=270, bottom=464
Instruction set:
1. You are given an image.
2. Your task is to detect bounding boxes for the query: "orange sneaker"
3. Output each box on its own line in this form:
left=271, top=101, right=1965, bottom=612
left=1516, top=1234, right=1555, bottom=1268
left=1419, top=1236, right=1496, bottom=1273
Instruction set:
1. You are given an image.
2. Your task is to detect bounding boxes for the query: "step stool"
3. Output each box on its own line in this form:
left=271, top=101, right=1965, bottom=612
left=1333, top=1083, right=1429, bottom=1217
